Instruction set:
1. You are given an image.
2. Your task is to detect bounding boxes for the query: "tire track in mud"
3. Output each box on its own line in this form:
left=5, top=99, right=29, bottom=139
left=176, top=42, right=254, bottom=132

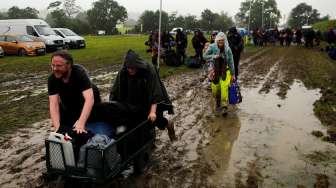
left=0, top=120, right=50, bottom=188
left=127, top=71, right=217, bottom=187
left=239, top=47, right=288, bottom=91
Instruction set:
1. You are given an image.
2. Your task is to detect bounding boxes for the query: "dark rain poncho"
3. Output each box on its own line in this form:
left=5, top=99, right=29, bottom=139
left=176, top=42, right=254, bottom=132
left=109, top=50, right=173, bottom=119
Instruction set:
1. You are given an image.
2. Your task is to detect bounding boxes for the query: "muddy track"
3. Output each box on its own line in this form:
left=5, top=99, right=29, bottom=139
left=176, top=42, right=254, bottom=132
left=1, top=46, right=336, bottom=187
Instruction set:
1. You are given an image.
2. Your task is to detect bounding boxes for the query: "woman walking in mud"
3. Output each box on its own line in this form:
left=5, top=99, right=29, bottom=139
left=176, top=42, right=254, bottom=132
left=204, top=32, right=236, bottom=115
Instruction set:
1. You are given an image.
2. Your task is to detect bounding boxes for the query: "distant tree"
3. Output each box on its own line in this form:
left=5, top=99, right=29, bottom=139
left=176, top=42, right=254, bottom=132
left=213, top=12, right=234, bottom=31
left=63, top=0, right=81, bottom=17
left=46, top=9, right=69, bottom=28
left=168, top=11, right=178, bottom=30
left=174, top=16, right=185, bottom=29
left=184, top=15, right=200, bottom=30
left=235, top=0, right=281, bottom=30
left=167, top=12, right=186, bottom=30
left=72, top=12, right=93, bottom=34
left=0, top=12, right=7, bottom=19
left=288, top=3, right=321, bottom=28
left=87, top=0, right=127, bottom=34
left=46, top=2, right=69, bottom=27
left=7, top=6, right=39, bottom=19
left=138, top=10, right=155, bottom=32
left=137, top=10, right=169, bottom=33
left=200, top=9, right=218, bottom=31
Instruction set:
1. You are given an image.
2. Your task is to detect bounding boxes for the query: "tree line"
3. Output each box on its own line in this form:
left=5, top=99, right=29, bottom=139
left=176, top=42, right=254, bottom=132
left=134, top=9, right=234, bottom=33
left=0, top=0, right=332, bottom=35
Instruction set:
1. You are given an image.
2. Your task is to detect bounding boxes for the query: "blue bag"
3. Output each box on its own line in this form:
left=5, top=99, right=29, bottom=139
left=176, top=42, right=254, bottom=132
left=229, top=81, right=242, bottom=104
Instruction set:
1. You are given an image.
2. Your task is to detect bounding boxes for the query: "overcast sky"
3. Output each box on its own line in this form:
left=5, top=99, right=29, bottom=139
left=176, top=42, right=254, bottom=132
left=1, top=0, right=335, bottom=22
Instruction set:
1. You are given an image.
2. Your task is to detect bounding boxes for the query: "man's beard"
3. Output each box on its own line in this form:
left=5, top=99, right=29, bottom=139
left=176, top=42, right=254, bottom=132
left=54, top=70, right=69, bottom=79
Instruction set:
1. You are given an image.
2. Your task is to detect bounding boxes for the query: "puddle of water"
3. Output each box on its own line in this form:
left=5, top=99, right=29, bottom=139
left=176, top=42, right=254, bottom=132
left=203, top=80, right=336, bottom=187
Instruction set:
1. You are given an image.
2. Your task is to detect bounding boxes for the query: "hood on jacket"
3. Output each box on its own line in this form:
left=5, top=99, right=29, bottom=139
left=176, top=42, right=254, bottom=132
left=215, top=32, right=230, bottom=50
left=228, top=27, right=238, bottom=34
left=124, top=49, right=147, bottom=69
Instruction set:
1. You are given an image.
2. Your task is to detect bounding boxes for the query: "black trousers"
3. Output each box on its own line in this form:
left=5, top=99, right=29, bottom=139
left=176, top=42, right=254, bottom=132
left=195, top=48, right=204, bottom=62
left=232, top=50, right=241, bottom=78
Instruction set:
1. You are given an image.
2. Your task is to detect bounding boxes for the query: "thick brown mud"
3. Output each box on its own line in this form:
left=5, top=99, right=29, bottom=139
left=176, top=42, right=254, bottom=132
left=0, top=46, right=336, bottom=187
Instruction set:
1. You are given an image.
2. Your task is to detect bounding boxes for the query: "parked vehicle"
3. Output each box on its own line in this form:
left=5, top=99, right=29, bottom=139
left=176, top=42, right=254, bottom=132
left=53, top=28, right=86, bottom=49
left=0, top=34, right=46, bottom=56
left=0, top=19, right=64, bottom=51
left=0, top=46, right=4, bottom=57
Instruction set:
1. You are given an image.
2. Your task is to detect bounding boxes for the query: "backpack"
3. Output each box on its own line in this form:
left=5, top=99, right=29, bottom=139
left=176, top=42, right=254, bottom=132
left=164, top=50, right=180, bottom=66
left=185, top=56, right=202, bottom=68
left=328, top=48, right=336, bottom=60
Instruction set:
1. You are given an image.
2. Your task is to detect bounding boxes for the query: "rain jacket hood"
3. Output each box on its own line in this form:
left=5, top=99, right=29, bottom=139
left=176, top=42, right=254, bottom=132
left=124, top=49, right=147, bottom=69
left=110, top=50, right=174, bottom=116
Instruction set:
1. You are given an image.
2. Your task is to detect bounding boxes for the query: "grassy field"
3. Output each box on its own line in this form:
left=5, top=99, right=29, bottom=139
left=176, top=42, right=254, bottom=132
left=0, top=35, right=200, bottom=81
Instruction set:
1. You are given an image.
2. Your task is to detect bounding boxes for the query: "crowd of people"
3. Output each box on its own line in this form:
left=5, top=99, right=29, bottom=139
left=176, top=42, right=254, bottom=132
left=250, top=27, right=336, bottom=48
left=145, top=27, right=244, bottom=115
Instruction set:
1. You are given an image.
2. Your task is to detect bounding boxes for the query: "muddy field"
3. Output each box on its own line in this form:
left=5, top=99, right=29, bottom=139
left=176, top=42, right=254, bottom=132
left=0, top=46, right=336, bottom=187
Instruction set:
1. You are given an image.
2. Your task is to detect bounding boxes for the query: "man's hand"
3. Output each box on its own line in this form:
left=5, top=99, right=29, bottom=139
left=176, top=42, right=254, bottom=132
left=148, top=112, right=157, bottom=122
left=73, top=121, right=87, bottom=134
left=53, top=126, right=59, bottom=132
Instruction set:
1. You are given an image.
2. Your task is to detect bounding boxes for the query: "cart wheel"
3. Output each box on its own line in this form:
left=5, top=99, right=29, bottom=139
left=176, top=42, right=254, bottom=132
left=55, top=176, right=63, bottom=188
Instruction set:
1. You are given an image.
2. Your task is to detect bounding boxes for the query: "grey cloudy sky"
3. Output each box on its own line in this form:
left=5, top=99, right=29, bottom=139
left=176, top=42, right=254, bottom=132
left=1, top=0, right=335, bottom=22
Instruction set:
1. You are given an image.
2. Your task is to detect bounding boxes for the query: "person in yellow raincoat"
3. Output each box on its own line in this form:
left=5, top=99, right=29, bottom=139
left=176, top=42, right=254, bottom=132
left=204, top=32, right=236, bottom=115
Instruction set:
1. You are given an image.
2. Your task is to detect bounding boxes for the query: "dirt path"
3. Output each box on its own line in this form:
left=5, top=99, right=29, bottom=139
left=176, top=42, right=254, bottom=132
left=0, top=46, right=335, bottom=187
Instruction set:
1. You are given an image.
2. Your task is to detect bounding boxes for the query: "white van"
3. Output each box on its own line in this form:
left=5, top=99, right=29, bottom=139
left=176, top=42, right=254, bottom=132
left=53, top=28, right=86, bottom=49
left=0, top=19, right=64, bottom=51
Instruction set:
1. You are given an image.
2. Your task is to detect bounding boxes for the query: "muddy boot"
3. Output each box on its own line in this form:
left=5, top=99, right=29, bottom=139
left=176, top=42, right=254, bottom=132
left=166, top=120, right=177, bottom=142
left=221, top=106, right=228, bottom=116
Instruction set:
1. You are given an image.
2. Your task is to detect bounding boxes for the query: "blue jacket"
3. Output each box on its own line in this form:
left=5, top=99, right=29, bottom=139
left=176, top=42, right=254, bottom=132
left=204, top=43, right=235, bottom=77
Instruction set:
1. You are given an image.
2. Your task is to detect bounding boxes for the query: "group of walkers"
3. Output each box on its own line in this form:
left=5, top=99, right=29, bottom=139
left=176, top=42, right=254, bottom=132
left=145, top=29, right=188, bottom=66
left=251, top=27, right=326, bottom=48
left=145, top=27, right=244, bottom=115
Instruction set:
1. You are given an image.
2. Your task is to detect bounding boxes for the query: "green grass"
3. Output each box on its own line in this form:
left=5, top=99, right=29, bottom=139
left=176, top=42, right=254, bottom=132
left=313, top=20, right=336, bottom=33
left=0, top=35, right=197, bottom=81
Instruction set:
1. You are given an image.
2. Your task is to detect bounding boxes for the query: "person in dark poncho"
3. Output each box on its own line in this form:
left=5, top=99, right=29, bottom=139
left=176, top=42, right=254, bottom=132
left=109, top=50, right=176, bottom=141
left=192, top=29, right=208, bottom=63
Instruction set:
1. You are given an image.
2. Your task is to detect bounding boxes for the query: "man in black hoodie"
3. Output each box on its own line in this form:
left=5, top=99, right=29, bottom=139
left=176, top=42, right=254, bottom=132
left=109, top=50, right=176, bottom=141
left=227, top=27, right=244, bottom=78
left=175, top=29, right=188, bottom=64
left=192, top=29, right=208, bottom=63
